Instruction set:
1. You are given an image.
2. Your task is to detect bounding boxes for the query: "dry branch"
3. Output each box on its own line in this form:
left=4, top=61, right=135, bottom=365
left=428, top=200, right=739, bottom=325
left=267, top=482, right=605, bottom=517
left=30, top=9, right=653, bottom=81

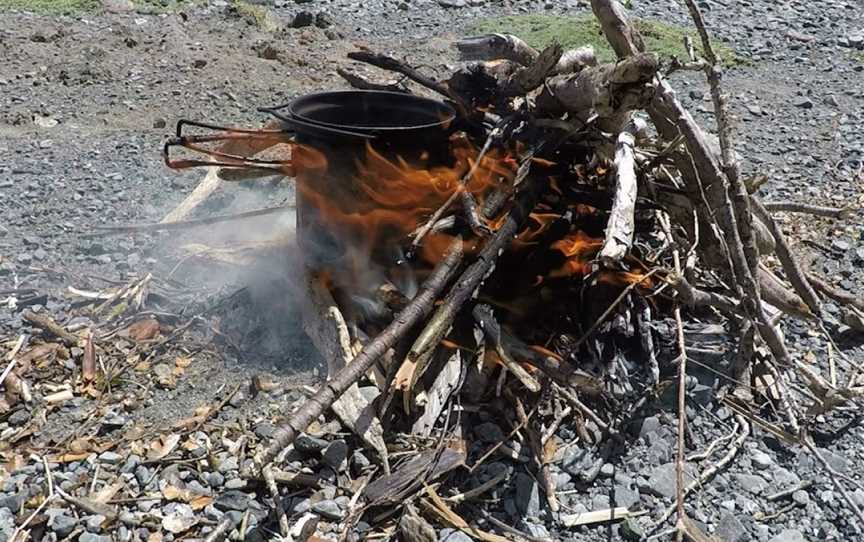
left=599, top=119, right=643, bottom=265
left=456, top=34, right=597, bottom=74
left=251, top=240, right=464, bottom=472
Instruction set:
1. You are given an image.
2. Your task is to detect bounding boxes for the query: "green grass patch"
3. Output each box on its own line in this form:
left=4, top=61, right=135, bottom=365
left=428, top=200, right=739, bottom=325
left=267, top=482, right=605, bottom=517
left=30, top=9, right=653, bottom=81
left=0, top=0, right=98, bottom=13
left=470, top=13, right=744, bottom=66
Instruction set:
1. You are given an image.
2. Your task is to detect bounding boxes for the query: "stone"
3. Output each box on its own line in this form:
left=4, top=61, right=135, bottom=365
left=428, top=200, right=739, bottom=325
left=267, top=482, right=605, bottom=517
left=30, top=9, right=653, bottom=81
left=747, top=105, right=763, bottom=116
left=8, top=409, right=30, bottom=426
left=438, top=0, right=466, bottom=6
left=599, top=463, right=615, bottom=478
left=162, top=503, right=197, bottom=533
left=818, top=448, right=849, bottom=473
left=78, top=534, right=111, bottom=542
left=832, top=239, right=851, bottom=252
left=323, top=440, right=349, bottom=471
left=638, top=415, right=661, bottom=439
left=312, top=499, right=342, bottom=520
left=792, top=490, right=810, bottom=506
left=295, top=434, right=328, bottom=454
left=514, top=472, right=541, bottom=517
left=291, top=10, right=315, bottom=27
left=98, top=451, right=123, bottom=465
left=85, top=514, right=106, bottom=532
left=49, top=514, right=78, bottom=538
left=768, top=529, right=805, bottom=542
left=735, top=473, right=766, bottom=495
left=715, top=512, right=747, bottom=542
left=647, top=463, right=694, bottom=499
left=253, top=423, right=275, bottom=439
left=620, top=517, right=644, bottom=541
left=438, top=528, right=473, bottom=542
left=751, top=450, right=773, bottom=470
left=614, top=485, right=640, bottom=508
left=793, top=98, right=814, bottom=109
left=214, top=490, right=256, bottom=512
left=206, top=472, right=225, bottom=488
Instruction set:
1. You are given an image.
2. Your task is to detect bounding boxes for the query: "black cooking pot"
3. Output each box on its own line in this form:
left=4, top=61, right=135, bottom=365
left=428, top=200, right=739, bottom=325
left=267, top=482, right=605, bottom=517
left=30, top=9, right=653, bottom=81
left=259, top=90, right=457, bottom=162
left=259, top=91, right=458, bottom=271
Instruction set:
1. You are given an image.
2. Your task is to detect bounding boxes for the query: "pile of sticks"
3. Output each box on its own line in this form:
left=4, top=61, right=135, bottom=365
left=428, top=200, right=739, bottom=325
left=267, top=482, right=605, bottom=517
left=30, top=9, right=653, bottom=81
left=147, top=0, right=864, bottom=539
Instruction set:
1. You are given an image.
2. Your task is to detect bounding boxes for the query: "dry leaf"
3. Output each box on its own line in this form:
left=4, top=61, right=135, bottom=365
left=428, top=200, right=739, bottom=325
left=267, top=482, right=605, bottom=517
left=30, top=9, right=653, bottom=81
left=52, top=452, right=90, bottom=463
left=148, top=433, right=180, bottom=460
left=190, top=495, right=213, bottom=511
left=175, top=357, right=193, bottom=369
left=134, top=360, right=151, bottom=372
left=126, top=319, right=160, bottom=341
left=542, top=437, right=557, bottom=465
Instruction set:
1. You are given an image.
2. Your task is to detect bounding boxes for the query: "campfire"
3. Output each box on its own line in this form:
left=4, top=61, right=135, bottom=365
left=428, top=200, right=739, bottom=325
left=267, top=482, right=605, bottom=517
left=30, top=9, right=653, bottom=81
left=147, top=0, right=864, bottom=540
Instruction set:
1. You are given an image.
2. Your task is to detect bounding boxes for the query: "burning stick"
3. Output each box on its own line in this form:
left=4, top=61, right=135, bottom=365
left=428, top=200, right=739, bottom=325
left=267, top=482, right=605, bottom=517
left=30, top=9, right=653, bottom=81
left=251, top=239, right=464, bottom=472
left=398, top=180, right=540, bottom=412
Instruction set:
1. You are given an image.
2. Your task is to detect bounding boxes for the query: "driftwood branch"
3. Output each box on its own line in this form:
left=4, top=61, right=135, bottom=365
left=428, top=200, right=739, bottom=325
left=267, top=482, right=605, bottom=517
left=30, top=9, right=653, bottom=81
left=457, top=33, right=596, bottom=74
left=598, top=119, right=644, bottom=265
left=764, top=201, right=854, bottom=219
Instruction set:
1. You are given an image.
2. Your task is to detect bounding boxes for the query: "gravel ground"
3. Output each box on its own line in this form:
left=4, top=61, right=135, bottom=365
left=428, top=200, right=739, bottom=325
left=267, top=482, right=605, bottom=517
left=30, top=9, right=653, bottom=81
left=1, top=0, right=864, bottom=541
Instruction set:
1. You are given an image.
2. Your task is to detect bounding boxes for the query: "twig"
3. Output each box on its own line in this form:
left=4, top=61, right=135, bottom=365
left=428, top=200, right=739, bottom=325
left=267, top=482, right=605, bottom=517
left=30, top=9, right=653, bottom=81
left=336, top=68, right=408, bottom=92
left=766, top=480, right=813, bottom=502
left=653, top=416, right=748, bottom=529
left=803, top=436, right=864, bottom=531
left=22, top=310, right=78, bottom=346
left=89, top=205, right=294, bottom=236
left=0, top=334, right=27, bottom=392
left=263, top=466, right=290, bottom=538
left=573, top=269, right=658, bottom=348
left=751, top=198, right=821, bottom=315
left=346, top=50, right=467, bottom=115
left=445, top=470, right=508, bottom=504
left=763, top=201, right=853, bottom=219
left=672, top=248, right=687, bottom=541
left=203, top=517, right=235, bottom=542
left=807, top=272, right=864, bottom=312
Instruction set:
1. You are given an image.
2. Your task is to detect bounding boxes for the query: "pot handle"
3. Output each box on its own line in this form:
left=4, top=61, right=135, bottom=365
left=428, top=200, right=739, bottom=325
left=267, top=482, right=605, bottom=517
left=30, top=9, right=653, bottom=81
left=163, top=119, right=297, bottom=176
left=258, top=104, right=376, bottom=140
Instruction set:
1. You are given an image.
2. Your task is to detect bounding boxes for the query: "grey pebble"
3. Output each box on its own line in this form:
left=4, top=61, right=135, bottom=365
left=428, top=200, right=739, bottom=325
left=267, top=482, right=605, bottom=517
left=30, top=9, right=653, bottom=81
left=715, top=512, right=748, bottom=542
left=49, top=514, right=78, bottom=538
left=78, top=534, right=111, bottom=542
left=312, top=499, right=342, bottom=520
left=323, top=440, right=349, bottom=471
left=98, top=451, right=123, bottom=465
left=514, top=472, right=541, bottom=517
left=768, top=529, right=805, bottom=542
left=751, top=450, right=773, bottom=470
left=438, top=528, right=473, bottom=542
left=792, top=490, right=810, bottom=506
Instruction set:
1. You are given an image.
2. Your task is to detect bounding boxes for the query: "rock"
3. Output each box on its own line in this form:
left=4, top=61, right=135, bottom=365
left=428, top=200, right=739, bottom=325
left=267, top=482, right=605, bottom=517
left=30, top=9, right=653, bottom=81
left=78, top=534, right=111, bottom=542
left=295, top=434, right=328, bottom=454
left=312, top=499, right=342, bottom=520
left=614, top=485, right=640, bottom=508
left=785, top=30, right=815, bottom=43
left=514, top=472, right=541, bottom=517
left=8, top=409, right=31, bottom=426
left=85, top=514, right=106, bottom=532
left=792, top=490, right=810, bottom=506
left=599, top=463, right=615, bottom=478
left=49, top=514, right=78, bottom=538
left=0, top=509, right=12, bottom=541
left=98, top=451, right=123, bottom=465
left=793, top=97, right=814, bottom=109
left=647, top=463, right=695, bottom=499
left=323, top=440, right=349, bottom=471
left=206, top=472, right=225, bottom=488
left=192, top=59, right=207, bottom=69
left=751, top=450, right=773, bottom=469
left=847, top=31, right=864, bottom=50
left=735, top=473, right=766, bottom=495
left=253, top=423, right=275, bottom=439
left=620, top=517, right=644, bottom=541
left=818, top=448, right=849, bottom=473
left=768, top=529, right=805, bottom=542
left=638, top=415, right=661, bottom=439
left=352, top=450, right=371, bottom=470
left=218, top=456, right=239, bottom=473
left=0, top=491, right=26, bottom=511
left=438, top=0, right=466, bottom=6
left=715, top=512, right=747, bottom=542
left=291, top=10, right=315, bottom=27
left=522, top=523, right=549, bottom=538
left=439, top=529, right=473, bottom=542
left=162, top=503, right=197, bottom=534
left=747, top=105, right=763, bottom=116
left=314, top=12, right=332, bottom=28
left=832, top=239, right=851, bottom=252
left=214, top=490, right=255, bottom=512
left=152, top=118, right=167, bottom=129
